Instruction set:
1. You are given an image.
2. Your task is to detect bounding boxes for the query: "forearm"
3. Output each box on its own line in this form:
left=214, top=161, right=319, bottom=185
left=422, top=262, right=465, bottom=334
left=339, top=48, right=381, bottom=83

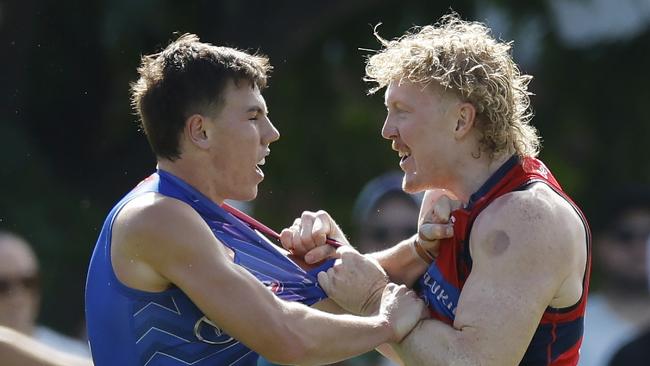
left=314, top=298, right=405, bottom=365
left=271, top=301, right=394, bottom=365
left=371, top=235, right=428, bottom=287
left=391, top=319, right=478, bottom=366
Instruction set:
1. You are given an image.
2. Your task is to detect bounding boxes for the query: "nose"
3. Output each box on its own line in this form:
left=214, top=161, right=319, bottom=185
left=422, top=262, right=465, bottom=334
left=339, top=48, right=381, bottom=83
left=381, top=115, right=397, bottom=140
left=263, top=116, right=280, bottom=145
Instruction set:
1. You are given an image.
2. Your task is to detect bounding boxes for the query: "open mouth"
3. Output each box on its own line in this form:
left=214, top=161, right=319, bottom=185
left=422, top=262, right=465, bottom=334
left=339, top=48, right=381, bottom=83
left=255, top=156, right=266, bottom=175
left=398, top=150, right=410, bottom=163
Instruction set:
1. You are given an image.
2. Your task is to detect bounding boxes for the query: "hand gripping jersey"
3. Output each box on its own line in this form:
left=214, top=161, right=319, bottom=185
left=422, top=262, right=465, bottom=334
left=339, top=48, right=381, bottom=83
left=85, top=170, right=333, bottom=366
left=415, top=156, right=591, bottom=366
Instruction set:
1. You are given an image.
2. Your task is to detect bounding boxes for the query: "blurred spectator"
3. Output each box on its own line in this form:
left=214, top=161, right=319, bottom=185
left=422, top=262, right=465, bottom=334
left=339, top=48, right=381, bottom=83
left=352, top=171, right=423, bottom=254
left=338, top=171, right=423, bottom=366
left=581, top=186, right=650, bottom=366
left=608, top=322, right=650, bottom=365
left=0, top=231, right=90, bottom=357
left=607, top=234, right=650, bottom=365
left=258, top=171, right=422, bottom=366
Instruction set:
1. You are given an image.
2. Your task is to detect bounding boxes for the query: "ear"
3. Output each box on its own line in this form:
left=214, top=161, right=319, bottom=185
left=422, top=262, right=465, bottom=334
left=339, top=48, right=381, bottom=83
left=186, top=114, right=210, bottom=149
left=453, top=102, right=476, bottom=139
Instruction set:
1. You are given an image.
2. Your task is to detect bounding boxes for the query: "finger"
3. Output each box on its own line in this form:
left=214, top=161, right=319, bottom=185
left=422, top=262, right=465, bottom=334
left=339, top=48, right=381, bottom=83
left=312, top=211, right=332, bottom=245
left=419, top=223, right=454, bottom=241
left=336, top=245, right=358, bottom=259
left=280, top=218, right=302, bottom=251
left=299, top=213, right=318, bottom=251
left=291, top=225, right=309, bottom=255
left=317, top=271, right=331, bottom=294
left=419, top=189, right=459, bottom=226
left=279, top=228, right=295, bottom=250
left=432, top=195, right=453, bottom=223
left=419, top=189, right=446, bottom=226
left=304, top=245, right=337, bottom=264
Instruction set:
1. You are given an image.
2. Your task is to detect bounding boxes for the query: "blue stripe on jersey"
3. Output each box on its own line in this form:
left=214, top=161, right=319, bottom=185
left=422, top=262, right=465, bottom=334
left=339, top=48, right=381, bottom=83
left=520, top=317, right=584, bottom=365
left=415, top=263, right=460, bottom=321
left=86, top=170, right=332, bottom=366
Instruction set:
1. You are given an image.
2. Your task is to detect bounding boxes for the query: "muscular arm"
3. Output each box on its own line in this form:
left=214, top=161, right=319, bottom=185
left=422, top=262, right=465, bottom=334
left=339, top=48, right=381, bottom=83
left=370, top=236, right=429, bottom=287
left=113, top=195, right=420, bottom=365
left=385, top=189, right=586, bottom=365
left=372, top=189, right=458, bottom=287
left=285, top=190, right=457, bottom=288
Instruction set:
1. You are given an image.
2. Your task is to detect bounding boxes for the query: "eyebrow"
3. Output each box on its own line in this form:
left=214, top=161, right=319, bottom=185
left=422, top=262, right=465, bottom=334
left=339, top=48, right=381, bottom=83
left=246, top=106, right=268, bottom=114
left=385, top=100, right=406, bottom=109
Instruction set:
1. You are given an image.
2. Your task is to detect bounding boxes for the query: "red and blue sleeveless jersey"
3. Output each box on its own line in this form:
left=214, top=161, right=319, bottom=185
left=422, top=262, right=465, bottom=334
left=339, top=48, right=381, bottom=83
left=415, top=156, right=591, bottom=366
left=85, top=170, right=333, bottom=366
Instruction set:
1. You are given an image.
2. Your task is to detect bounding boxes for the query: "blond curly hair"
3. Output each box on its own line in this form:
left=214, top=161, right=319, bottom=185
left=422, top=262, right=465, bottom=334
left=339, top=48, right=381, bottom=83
left=365, top=13, right=540, bottom=158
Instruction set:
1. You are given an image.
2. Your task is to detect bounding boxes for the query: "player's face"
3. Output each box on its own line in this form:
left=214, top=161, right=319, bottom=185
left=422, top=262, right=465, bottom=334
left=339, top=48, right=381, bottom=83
left=205, top=81, right=280, bottom=201
left=382, top=81, right=460, bottom=193
left=0, top=240, right=40, bottom=334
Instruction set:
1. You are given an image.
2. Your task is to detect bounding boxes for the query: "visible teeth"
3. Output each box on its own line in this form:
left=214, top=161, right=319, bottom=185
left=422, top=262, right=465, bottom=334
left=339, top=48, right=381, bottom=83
left=258, top=157, right=266, bottom=166
left=398, top=151, right=410, bottom=158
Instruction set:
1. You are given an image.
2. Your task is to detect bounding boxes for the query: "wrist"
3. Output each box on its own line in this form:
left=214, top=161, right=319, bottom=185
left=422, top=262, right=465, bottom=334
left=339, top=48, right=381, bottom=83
left=373, top=313, right=396, bottom=343
left=412, top=236, right=436, bottom=264
left=360, top=280, right=388, bottom=316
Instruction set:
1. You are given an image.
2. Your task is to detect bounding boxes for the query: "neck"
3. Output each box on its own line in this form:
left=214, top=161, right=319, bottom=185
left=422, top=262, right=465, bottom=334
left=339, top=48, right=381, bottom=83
left=447, top=152, right=513, bottom=204
left=157, top=158, right=226, bottom=204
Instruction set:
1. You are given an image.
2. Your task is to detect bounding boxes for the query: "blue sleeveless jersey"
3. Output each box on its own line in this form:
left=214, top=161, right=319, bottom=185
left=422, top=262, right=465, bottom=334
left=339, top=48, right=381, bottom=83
left=85, top=170, right=334, bottom=366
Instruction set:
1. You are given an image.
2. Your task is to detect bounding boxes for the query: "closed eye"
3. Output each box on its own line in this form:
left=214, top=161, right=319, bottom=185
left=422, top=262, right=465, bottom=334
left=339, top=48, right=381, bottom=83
left=247, top=106, right=268, bottom=121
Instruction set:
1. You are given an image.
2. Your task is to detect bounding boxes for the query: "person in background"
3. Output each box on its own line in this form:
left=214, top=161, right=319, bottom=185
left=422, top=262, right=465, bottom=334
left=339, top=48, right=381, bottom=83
left=315, top=172, right=424, bottom=366
left=0, top=231, right=90, bottom=357
left=581, top=185, right=650, bottom=366
left=608, top=326, right=650, bottom=365
left=352, top=171, right=423, bottom=254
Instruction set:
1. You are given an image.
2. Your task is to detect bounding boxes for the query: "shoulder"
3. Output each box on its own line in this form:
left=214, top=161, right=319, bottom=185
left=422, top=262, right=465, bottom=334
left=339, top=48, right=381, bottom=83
left=114, top=192, right=205, bottom=247
left=471, top=183, right=584, bottom=269
left=112, top=192, right=227, bottom=274
left=116, top=192, right=198, bottom=229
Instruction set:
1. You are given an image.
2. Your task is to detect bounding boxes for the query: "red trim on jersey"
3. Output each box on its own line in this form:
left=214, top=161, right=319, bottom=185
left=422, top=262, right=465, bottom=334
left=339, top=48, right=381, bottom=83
left=432, top=156, right=591, bottom=366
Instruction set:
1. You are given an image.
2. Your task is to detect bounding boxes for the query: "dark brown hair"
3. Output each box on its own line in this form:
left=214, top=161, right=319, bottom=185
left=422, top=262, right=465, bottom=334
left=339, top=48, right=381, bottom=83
left=130, top=33, right=271, bottom=160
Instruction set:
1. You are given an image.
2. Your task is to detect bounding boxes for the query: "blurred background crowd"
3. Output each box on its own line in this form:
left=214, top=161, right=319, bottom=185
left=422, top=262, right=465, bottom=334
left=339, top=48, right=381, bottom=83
left=1, top=0, right=649, bottom=365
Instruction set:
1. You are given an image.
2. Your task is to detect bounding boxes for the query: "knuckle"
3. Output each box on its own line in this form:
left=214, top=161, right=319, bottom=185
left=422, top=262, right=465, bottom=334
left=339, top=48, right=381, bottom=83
left=303, top=210, right=318, bottom=218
